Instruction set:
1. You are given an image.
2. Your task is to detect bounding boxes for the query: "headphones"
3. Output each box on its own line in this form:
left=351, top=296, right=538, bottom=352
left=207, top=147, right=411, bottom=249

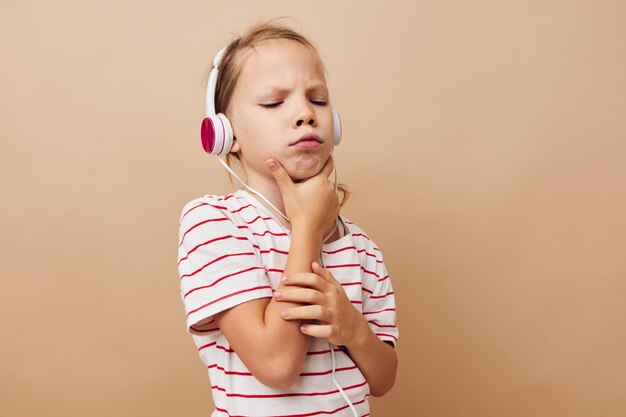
left=200, top=44, right=342, bottom=155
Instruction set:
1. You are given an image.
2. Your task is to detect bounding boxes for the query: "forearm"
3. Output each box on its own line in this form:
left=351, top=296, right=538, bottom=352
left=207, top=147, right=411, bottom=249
left=262, top=223, right=323, bottom=380
left=346, top=317, right=398, bottom=397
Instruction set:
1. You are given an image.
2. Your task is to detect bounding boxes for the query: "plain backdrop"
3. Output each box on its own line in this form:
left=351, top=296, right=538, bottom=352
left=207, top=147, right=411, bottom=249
left=1, top=1, right=625, bottom=416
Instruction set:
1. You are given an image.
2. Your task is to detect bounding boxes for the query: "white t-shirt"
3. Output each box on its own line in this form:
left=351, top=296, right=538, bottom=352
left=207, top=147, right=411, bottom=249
left=177, top=190, right=399, bottom=417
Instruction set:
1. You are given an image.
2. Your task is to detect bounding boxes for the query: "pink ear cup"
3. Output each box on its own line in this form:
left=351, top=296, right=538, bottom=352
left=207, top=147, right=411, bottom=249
left=333, top=110, right=342, bottom=146
left=200, top=113, right=233, bottom=155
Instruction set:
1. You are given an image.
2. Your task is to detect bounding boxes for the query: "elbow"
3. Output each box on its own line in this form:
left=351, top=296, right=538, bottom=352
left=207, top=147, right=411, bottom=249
left=252, top=354, right=303, bottom=390
left=370, top=349, right=398, bottom=397
left=370, top=381, right=395, bottom=398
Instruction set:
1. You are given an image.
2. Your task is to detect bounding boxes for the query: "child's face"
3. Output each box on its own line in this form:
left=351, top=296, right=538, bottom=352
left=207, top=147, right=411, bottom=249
left=227, top=39, right=334, bottom=182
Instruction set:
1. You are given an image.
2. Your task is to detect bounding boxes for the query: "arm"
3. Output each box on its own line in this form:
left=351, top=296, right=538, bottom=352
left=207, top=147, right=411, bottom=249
left=273, top=261, right=399, bottom=396
left=213, top=158, right=339, bottom=389
left=213, top=223, right=323, bottom=389
left=343, top=321, right=398, bottom=397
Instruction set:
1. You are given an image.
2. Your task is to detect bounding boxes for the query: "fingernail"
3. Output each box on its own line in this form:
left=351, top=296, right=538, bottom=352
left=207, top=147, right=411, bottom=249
left=281, top=309, right=290, bottom=318
left=300, top=325, right=307, bottom=333
left=281, top=274, right=288, bottom=283
left=274, top=290, right=281, bottom=299
left=267, top=160, right=277, bottom=170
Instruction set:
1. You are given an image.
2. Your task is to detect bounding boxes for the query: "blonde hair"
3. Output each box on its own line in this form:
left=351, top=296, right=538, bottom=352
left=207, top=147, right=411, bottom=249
left=211, top=19, right=350, bottom=207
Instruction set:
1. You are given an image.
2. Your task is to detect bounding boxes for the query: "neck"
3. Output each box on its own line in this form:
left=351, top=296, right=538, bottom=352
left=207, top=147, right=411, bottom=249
left=245, top=174, right=290, bottom=227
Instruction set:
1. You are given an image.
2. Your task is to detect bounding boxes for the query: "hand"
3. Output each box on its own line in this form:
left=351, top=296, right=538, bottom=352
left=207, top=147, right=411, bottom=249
left=266, top=156, right=339, bottom=236
left=274, top=261, right=369, bottom=348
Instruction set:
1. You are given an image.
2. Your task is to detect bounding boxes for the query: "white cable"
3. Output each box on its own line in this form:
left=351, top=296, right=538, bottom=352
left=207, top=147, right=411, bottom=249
left=217, top=156, right=289, bottom=222
left=217, top=152, right=339, bottom=231
left=320, top=240, right=358, bottom=417
left=329, top=344, right=359, bottom=417
left=217, top=154, right=354, bottom=414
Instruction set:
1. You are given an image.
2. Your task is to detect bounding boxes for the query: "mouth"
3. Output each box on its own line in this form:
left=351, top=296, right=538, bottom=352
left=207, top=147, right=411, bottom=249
left=290, top=134, right=323, bottom=147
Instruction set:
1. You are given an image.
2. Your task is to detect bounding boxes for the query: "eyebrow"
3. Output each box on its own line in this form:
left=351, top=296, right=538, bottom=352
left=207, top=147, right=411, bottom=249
left=259, top=83, right=329, bottom=95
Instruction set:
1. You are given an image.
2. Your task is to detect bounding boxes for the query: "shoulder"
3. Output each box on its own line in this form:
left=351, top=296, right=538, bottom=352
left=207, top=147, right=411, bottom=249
left=340, top=217, right=385, bottom=261
left=179, top=191, right=257, bottom=225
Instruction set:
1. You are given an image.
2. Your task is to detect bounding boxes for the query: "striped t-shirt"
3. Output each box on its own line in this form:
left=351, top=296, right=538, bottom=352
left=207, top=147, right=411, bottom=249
left=177, top=189, right=399, bottom=417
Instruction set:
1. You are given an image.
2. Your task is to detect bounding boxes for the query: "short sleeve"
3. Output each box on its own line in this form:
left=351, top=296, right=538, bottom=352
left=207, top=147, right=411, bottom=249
left=361, top=248, right=399, bottom=347
left=177, top=199, right=273, bottom=334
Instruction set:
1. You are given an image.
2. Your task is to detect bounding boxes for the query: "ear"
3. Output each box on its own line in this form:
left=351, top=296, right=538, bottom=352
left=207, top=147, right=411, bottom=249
left=230, top=137, right=240, bottom=153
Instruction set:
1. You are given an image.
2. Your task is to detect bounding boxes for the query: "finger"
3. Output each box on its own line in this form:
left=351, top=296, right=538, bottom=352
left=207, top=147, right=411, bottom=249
left=311, top=262, right=337, bottom=283
left=266, top=159, right=294, bottom=191
left=281, top=304, right=330, bottom=322
left=300, top=323, right=333, bottom=339
left=274, top=287, right=324, bottom=305
left=282, top=272, right=328, bottom=291
left=317, top=154, right=335, bottom=179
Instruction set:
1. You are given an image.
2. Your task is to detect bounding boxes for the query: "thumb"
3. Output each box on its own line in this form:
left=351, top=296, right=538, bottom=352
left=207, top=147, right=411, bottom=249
left=266, top=159, right=293, bottom=191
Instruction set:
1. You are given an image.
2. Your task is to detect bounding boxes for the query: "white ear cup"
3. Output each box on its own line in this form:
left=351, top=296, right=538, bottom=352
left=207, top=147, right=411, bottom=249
left=332, top=110, right=342, bottom=146
left=200, top=113, right=234, bottom=155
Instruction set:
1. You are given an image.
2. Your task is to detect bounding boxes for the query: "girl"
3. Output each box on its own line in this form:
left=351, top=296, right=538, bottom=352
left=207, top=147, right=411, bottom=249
left=177, top=21, right=398, bottom=417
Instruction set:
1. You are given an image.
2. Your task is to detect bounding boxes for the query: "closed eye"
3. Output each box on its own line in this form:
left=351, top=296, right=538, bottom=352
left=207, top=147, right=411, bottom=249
left=261, top=102, right=282, bottom=108
left=311, top=100, right=327, bottom=106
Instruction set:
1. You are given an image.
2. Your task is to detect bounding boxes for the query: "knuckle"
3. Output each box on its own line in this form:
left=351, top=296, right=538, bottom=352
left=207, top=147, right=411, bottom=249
left=315, top=305, right=325, bottom=317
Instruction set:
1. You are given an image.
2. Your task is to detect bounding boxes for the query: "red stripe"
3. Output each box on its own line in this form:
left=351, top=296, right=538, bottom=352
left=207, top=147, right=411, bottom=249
left=367, top=321, right=397, bottom=329
left=369, top=291, right=394, bottom=300
left=322, top=245, right=357, bottom=254
left=211, top=379, right=367, bottom=398
left=179, top=217, right=230, bottom=247
left=362, top=307, right=396, bottom=316
left=236, top=227, right=289, bottom=238
left=241, top=215, right=273, bottom=225
left=325, top=263, right=360, bottom=269
left=183, top=266, right=266, bottom=298
left=377, top=275, right=390, bottom=283
left=187, top=285, right=272, bottom=316
left=208, top=364, right=253, bottom=376
left=324, top=263, right=381, bottom=279
left=375, top=333, right=398, bottom=342
left=214, top=395, right=369, bottom=417
left=203, top=345, right=343, bottom=355
left=331, top=282, right=375, bottom=296
left=216, top=345, right=235, bottom=353
left=321, top=246, right=382, bottom=264
left=360, top=267, right=380, bottom=278
left=207, top=364, right=358, bottom=377
left=267, top=268, right=284, bottom=274
left=232, top=203, right=254, bottom=213
left=259, top=247, right=289, bottom=255
left=178, top=235, right=249, bottom=265
left=180, top=252, right=256, bottom=281
left=180, top=201, right=256, bottom=225
left=299, top=365, right=358, bottom=376
left=197, top=341, right=216, bottom=351
left=180, top=202, right=229, bottom=224
left=359, top=249, right=383, bottom=263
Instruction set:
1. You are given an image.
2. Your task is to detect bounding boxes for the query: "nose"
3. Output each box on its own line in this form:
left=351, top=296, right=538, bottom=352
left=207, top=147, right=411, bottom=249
left=293, top=100, right=316, bottom=128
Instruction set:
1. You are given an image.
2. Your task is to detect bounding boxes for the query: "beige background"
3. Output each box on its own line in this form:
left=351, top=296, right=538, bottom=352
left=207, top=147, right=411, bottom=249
left=2, top=0, right=625, bottom=416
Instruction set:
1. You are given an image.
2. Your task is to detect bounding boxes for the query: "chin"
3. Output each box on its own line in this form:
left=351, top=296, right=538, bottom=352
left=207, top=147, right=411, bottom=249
left=287, top=156, right=325, bottom=181
left=289, top=169, right=316, bottom=183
